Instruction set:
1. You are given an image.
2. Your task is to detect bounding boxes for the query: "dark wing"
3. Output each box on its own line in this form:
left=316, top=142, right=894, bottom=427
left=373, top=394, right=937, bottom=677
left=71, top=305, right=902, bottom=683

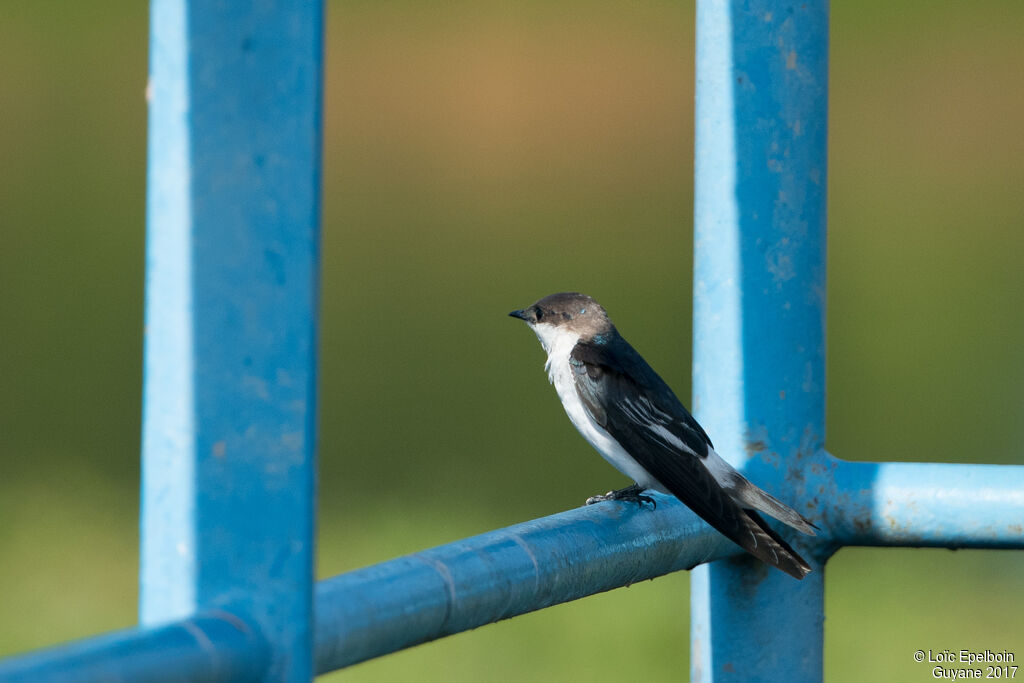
left=573, top=336, right=713, bottom=455
left=570, top=337, right=811, bottom=579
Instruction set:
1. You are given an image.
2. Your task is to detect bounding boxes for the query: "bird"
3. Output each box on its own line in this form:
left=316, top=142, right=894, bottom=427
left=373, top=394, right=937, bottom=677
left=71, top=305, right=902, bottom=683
left=509, top=291, right=817, bottom=579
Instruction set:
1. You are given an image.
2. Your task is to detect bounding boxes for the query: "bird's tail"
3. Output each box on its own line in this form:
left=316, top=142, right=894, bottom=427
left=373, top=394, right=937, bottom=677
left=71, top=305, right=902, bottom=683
left=701, top=448, right=818, bottom=536
left=736, top=509, right=813, bottom=580
left=728, top=477, right=818, bottom=536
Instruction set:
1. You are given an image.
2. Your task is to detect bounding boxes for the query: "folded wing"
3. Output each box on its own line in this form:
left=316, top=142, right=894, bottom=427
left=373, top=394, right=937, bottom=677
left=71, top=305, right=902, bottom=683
left=570, top=338, right=811, bottom=579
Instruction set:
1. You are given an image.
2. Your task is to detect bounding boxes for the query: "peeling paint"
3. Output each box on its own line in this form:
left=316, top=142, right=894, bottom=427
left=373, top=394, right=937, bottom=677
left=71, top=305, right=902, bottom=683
left=745, top=439, right=768, bottom=453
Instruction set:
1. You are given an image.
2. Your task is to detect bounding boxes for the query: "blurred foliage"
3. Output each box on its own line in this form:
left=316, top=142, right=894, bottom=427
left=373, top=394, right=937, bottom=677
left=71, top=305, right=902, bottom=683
left=0, top=0, right=1022, bottom=680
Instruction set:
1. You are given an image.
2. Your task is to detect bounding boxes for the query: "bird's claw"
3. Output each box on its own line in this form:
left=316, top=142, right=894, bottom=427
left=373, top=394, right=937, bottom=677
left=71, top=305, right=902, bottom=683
left=585, top=485, right=656, bottom=509
left=635, top=493, right=657, bottom=509
left=585, top=491, right=616, bottom=505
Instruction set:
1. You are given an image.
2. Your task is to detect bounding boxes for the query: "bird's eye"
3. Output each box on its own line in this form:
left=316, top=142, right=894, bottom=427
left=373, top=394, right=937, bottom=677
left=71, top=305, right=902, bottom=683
left=534, top=308, right=544, bottom=321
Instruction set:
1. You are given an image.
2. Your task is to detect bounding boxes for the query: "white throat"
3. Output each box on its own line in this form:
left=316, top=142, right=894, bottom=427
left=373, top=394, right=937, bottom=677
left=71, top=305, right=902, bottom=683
left=530, top=323, right=579, bottom=378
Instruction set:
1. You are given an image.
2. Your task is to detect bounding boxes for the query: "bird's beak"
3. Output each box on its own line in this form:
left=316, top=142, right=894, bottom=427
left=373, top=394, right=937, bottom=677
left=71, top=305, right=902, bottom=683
left=509, top=309, right=531, bottom=322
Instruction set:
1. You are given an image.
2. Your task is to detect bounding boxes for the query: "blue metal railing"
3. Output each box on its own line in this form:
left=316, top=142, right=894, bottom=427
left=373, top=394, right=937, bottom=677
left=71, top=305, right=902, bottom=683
left=1, top=1, right=1022, bottom=681
left=140, top=2, right=322, bottom=681
left=690, top=1, right=830, bottom=678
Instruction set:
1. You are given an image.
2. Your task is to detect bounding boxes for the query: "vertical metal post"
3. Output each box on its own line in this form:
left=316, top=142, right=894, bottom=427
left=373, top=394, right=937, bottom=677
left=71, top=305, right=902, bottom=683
left=691, top=1, right=829, bottom=681
left=141, top=2, right=323, bottom=680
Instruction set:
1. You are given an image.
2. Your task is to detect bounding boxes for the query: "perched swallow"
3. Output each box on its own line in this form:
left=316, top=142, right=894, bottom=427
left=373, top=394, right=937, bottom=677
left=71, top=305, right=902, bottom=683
left=510, top=292, right=816, bottom=579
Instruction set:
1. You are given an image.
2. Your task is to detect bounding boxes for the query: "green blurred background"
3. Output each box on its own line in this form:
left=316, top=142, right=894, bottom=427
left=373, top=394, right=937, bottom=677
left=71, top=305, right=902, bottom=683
left=1, top=1, right=1022, bottom=680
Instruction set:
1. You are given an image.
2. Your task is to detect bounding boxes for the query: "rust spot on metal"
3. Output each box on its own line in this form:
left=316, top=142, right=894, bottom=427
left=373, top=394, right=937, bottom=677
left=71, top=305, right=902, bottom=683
left=212, top=441, right=226, bottom=458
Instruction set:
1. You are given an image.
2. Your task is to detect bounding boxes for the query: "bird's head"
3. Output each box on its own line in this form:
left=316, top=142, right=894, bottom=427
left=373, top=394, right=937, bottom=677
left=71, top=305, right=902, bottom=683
left=509, top=292, right=614, bottom=351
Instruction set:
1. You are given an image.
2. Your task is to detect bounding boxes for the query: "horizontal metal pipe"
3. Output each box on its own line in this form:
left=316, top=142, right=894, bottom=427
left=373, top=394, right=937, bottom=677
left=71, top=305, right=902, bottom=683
left=0, top=611, right=267, bottom=682
left=822, top=457, right=1024, bottom=549
left=313, top=495, right=737, bottom=673
left=9, top=458, right=1019, bottom=678
left=0, top=502, right=735, bottom=680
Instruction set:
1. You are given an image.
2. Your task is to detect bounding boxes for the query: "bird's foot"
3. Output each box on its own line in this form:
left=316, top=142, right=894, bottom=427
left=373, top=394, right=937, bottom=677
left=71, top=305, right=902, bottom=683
left=585, top=484, right=656, bottom=509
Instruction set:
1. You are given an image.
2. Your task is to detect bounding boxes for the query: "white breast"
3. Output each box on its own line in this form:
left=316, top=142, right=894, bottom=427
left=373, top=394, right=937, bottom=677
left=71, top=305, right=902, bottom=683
left=532, top=323, right=665, bottom=493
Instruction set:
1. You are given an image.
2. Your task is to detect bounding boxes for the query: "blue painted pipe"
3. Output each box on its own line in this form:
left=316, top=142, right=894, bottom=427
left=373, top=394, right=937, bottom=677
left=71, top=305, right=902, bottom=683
left=3, top=464, right=1022, bottom=679
left=691, top=0, right=830, bottom=680
left=825, top=458, right=1024, bottom=549
left=141, top=2, right=323, bottom=679
left=313, top=460, right=1024, bottom=673
left=0, top=612, right=267, bottom=682
left=0, top=501, right=737, bottom=680
left=314, top=496, right=736, bottom=673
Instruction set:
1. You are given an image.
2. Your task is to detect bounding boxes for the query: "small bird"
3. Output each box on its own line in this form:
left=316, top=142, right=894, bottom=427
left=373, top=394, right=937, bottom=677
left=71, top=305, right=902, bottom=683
left=510, top=292, right=816, bottom=579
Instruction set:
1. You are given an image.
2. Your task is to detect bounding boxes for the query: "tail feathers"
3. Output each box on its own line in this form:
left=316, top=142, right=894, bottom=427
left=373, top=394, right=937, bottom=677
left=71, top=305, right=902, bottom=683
left=700, top=448, right=818, bottom=536
left=736, top=509, right=813, bottom=580
left=729, top=479, right=818, bottom=536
